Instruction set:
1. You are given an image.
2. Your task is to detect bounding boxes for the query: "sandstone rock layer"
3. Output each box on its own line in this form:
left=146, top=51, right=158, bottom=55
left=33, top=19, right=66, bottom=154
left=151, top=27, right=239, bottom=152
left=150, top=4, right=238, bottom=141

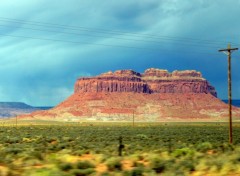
left=74, top=68, right=217, bottom=96
left=19, top=68, right=239, bottom=121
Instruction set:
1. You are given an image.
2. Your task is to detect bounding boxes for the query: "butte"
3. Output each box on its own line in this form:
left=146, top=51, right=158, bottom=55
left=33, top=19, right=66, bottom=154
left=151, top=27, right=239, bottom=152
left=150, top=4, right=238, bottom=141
left=19, top=68, right=240, bottom=122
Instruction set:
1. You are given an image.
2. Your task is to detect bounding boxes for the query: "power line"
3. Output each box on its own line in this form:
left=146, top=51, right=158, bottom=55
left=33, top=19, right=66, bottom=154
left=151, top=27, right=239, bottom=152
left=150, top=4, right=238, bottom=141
left=0, top=17, right=236, bottom=56
left=0, top=33, right=220, bottom=56
left=0, top=24, right=223, bottom=49
left=0, top=17, right=238, bottom=46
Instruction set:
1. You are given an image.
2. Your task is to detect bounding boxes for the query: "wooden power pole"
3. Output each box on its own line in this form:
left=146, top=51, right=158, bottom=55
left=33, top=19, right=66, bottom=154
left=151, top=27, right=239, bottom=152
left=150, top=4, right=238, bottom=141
left=219, top=44, right=238, bottom=144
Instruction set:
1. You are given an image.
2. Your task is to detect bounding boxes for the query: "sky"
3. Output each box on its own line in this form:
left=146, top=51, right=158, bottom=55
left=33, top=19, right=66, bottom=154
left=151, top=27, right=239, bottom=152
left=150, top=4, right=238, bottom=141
left=0, top=0, right=240, bottom=106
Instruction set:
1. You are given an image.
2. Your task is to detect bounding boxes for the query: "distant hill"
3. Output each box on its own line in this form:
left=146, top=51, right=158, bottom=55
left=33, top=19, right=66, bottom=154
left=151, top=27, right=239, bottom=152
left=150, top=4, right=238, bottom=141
left=222, top=100, right=240, bottom=107
left=34, top=106, right=54, bottom=110
left=0, top=102, right=52, bottom=118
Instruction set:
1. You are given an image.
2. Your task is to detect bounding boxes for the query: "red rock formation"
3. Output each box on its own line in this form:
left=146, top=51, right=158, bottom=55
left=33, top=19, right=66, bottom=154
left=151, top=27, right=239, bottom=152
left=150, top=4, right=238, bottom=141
left=18, top=68, right=239, bottom=121
left=74, top=68, right=217, bottom=97
left=143, top=68, right=170, bottom=77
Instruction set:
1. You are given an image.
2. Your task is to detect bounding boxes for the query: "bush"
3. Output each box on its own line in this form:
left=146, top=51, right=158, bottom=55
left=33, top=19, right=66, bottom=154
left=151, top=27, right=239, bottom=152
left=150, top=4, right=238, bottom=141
left=59, top=162, right=74, bottom=171
left=149, top=158, right=165, bottom=174
left=196, top=142, right=213, bottom=152
left=131, top=167, right=144, bottom=176
left=106, top=157, right=122, bottom=171
left=6, top=137, right=20, bottom=144
left=5, top=148, right=22, bottom=155
left=70, top=168, right=95, bottom=176
left=172, top=147, right=194, bottom=158
left=23, top=168, right=69, bottom=176
left=76, top=160, right=95, bottom=169
left=177, top=159, right=195, bottom=172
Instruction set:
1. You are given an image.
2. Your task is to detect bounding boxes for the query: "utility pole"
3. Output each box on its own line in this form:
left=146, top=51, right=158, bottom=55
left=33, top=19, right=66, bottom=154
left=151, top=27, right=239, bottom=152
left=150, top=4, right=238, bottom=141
left=118, top=136, right=124, bottom=156
left=219, top=44, right=238, bottom=144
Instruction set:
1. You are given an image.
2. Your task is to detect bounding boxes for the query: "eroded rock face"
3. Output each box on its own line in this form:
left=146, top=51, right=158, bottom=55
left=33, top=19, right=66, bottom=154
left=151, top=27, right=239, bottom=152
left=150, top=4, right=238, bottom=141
left=172, top=70, right=202, bottom=78
left=74, top=68, right=217, bottom=97
left=143, top=68, right=170, bottom=77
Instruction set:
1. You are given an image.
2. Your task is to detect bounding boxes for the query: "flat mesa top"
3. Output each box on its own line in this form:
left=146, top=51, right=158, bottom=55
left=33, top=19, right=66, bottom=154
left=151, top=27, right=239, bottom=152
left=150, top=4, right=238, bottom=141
left=78, top=68, right=205, bottom=80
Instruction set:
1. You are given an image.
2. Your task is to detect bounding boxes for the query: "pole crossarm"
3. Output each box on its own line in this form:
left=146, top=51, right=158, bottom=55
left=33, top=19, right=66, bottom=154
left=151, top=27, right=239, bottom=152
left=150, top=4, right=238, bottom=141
left=219, top=48, right=238, bottom=52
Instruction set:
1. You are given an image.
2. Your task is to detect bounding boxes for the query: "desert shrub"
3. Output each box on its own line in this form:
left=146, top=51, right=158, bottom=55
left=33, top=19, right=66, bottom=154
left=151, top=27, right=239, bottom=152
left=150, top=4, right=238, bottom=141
left=172, top=147, right=194, bottom=158
left=30, top=151, right=44, bottom=160
left=23, top=168, right=69, bottom=176
left=57, top=143, right=69, bottom=150
left=5, top=147, right=22, bottom=155
left=231, top=153, right=240, bottom=164
left=70, top=168, right=95, bottom=176
left=174, top=159, right=195, bottom=172
left=106, top=157, right=122, bottom=171
left=59, top=162, right=74, bottom=171
left=136, top=134, right=148, bottom=140
left=75, top=160, right=95, bottom=169
left=219, top=143, right=235, bottom=153
left=62, top=136, right=74, bottom=142
left=149, top=158, right=166, bottom=174
left=133, top=162, right=144, bottom=168
left=196, top=142, right=213, bottom=152
left=99, top=172, right=111, bottom=176
left=130, top=167, right=144, bottom=176
left=72, top=150, right=84, bottom=156
left=6, top=137, right=20, bottom=144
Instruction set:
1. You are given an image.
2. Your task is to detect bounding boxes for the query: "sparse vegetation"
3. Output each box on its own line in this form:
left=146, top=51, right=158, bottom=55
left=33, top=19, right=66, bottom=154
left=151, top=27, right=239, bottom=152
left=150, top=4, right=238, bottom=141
left=0, top=121, right=240, bottom=175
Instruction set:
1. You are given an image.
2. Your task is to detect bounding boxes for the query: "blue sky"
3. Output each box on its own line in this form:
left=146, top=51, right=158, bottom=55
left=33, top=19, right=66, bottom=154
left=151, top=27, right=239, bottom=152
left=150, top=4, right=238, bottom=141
left=0, top=0, right=240, bottom=106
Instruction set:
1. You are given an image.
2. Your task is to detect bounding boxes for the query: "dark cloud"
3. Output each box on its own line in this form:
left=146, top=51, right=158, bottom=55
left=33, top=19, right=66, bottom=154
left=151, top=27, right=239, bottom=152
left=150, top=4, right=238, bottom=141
left=0, top=0, right=239, bottom=106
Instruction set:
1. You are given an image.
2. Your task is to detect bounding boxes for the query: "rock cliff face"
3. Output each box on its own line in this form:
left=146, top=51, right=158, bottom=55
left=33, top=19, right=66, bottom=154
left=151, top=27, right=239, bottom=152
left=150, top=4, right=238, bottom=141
left=74, top=68, right=217, bottom=97
left=18, top=68, right=239, bottom=121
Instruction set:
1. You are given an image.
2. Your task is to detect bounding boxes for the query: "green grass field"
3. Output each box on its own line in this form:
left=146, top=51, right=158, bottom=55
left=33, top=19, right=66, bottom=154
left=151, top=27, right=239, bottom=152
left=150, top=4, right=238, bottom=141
left=0, top=120, right=240, bottom=175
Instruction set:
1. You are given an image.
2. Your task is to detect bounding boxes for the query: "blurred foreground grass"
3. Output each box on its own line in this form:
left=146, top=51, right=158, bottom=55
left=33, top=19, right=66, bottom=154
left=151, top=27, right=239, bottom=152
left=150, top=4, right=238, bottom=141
left=0, top=120, right=240, bottom=175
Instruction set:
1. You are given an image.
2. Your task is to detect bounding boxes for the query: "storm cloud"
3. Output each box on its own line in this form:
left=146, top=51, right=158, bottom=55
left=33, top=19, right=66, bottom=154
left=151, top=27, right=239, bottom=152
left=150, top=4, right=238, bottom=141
left=0, top=0, right=239, bottom=106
